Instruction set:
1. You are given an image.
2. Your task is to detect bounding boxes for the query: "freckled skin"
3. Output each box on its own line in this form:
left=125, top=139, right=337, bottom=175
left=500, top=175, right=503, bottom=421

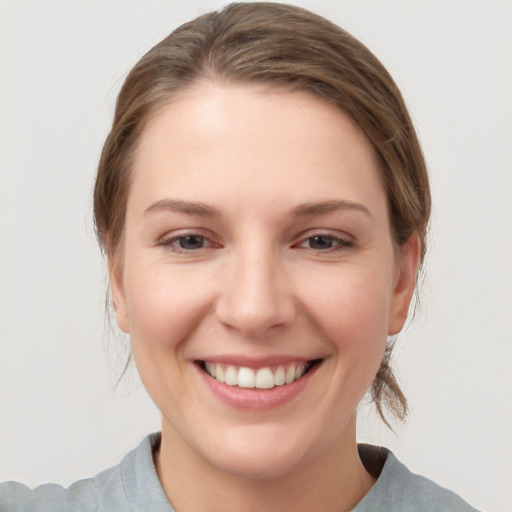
left=111, top=82, right=420, bottom=511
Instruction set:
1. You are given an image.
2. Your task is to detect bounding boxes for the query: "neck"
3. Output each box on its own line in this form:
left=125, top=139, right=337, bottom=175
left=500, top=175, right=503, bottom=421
left=154, top=415, right=376, bottom=512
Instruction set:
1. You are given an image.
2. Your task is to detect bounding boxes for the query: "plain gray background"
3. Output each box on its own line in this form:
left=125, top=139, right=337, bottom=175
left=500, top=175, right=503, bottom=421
left=1, top=1, right=511, bottom=511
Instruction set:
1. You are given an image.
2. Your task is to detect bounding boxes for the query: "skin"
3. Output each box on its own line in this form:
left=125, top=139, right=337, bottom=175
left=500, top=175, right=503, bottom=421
left=110, top=82, right=420, bottom=511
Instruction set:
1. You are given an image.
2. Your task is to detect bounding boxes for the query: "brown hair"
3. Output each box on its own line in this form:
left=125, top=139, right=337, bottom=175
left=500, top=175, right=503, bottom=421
left=94, top=2, right=431, bottom=426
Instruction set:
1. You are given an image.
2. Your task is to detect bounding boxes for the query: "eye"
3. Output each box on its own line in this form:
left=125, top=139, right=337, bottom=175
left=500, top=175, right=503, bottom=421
left=297, top=234, right=353, bottom=251
left=158, top=233, right=218, bottom=253
left=175, top=234, right=207, bottom=250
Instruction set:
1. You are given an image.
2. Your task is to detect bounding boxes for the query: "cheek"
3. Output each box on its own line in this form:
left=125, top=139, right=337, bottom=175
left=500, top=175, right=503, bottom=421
left=298, top=262, right=392, bottom=402
left=123, top=263, right=214, bottom=351
left=122, top=264, right=215, bottom=413
left=300, top=264, right=393, bottom=348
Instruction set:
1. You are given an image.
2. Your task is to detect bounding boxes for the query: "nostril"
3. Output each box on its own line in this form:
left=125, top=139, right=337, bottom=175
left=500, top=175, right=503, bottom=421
left=215, top=296, right=296, bottom=338
left=214, top=264, right=296, bottom=337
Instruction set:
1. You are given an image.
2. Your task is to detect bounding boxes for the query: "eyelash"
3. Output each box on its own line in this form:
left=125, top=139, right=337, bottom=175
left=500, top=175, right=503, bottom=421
left=158, top=231, right=353, bottom=254
left=158, top=233, right=217, bottom=253
left=295, top=234, right=353, bottom=252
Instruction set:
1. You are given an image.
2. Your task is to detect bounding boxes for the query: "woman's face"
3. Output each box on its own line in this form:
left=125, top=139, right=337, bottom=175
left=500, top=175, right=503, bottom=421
left=111, top=82, right=418, bottom=478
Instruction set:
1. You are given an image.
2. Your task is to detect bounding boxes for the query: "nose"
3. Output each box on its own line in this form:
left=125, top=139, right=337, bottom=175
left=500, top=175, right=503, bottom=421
left=214, top=246, right=296, bottom=338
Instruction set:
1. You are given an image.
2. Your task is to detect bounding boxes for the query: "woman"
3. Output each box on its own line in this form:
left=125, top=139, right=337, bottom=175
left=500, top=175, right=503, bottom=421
left=0, top=3, right=481, bottom=511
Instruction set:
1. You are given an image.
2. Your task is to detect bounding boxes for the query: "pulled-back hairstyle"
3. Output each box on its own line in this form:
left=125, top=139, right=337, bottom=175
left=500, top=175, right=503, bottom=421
left=94, top=2, right=431, bottom=426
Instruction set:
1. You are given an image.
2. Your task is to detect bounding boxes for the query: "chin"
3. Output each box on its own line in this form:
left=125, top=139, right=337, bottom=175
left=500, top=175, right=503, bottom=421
left=210, top=443, right=310, bottom=480
left=192, top=422, right=327, bottom=480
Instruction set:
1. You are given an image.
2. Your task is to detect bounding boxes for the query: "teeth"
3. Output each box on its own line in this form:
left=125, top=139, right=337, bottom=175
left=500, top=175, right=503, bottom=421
left=295, top=362, right=306, bottom=380
left=285, top=365, right=295, bottom=384
left=255, top=368, right=274, bottom=389
left=204, top=361, right=311, bottom=389
left=215, top=365, right=225, bottom=383
left=274, top=366, right=285, bottom=386
left=225, top=365, right=237, bottom=386
left=238, top=367, right=255, bottom=388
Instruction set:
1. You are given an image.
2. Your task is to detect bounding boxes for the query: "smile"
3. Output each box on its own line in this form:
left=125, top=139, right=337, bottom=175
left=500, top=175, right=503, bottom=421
left=200, top=360, right=321, bottom=389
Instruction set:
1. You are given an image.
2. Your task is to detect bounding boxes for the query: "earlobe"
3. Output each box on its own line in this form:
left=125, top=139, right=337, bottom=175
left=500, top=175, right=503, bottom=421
left=388, top=233, right=421, bottom=335
left=109, top=256, right=131, bottom=334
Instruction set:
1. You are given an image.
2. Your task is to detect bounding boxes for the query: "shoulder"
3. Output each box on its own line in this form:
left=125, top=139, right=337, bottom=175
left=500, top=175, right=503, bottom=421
left=355, top=444, right=480, bottom=512
left=0, top=466, right=122, bottom=512
left=0, top=433, right=166, bottom=512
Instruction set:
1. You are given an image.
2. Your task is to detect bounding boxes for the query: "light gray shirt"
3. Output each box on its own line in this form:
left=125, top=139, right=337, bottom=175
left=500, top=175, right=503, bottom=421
left=0, top=433, right=480, bottom=511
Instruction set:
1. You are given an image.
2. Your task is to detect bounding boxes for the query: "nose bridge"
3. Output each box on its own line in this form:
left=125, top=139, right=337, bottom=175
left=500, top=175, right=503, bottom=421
left=216, top=238, right=294, bottom=337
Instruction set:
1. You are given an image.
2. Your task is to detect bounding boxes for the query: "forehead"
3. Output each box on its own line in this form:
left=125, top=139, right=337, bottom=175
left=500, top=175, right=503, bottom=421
left=129, top=81, right=386, bottom=216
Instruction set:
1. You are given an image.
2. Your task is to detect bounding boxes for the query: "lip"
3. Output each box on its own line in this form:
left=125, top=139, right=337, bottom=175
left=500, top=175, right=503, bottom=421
left=195, top=358, right=322, bottom=410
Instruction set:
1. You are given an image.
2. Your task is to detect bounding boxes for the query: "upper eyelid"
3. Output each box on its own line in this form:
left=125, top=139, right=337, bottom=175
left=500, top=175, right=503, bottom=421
left=293, top=228, right=353, bottom=242
left=158, top=228, right=215, bottom=242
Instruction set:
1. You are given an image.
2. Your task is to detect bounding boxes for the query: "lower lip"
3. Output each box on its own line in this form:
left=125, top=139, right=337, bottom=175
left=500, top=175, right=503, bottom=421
left=197, top=363, right=320, bottom=410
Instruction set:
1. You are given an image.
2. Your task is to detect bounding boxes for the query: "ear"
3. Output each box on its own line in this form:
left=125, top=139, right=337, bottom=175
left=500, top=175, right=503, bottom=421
left=109, top=250, right=131, bottom=334
left=388, top=233, right=421, bottom=335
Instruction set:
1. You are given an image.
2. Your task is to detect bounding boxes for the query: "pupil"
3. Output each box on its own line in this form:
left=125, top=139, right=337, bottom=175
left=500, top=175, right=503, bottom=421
left=179, top=235, right=203, bottom=249
left=310, top=236, right=333, bottom=249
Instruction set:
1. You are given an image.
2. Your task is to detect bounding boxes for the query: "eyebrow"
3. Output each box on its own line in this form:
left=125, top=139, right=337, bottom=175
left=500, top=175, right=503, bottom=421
left=144, top=199, right=221, bottom=217
left=144, top=198, right=371, bottom=218
left=291, top=200, right=372, bottom=218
